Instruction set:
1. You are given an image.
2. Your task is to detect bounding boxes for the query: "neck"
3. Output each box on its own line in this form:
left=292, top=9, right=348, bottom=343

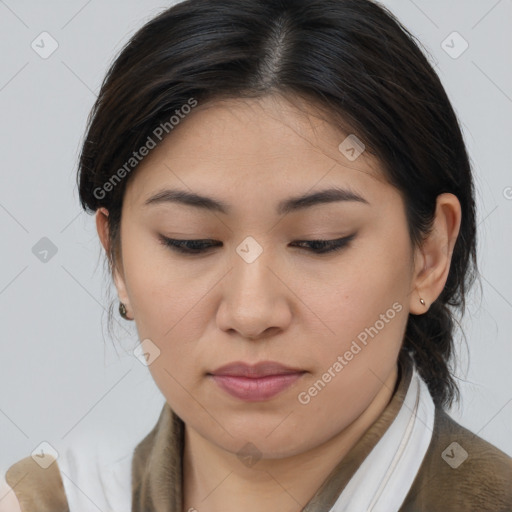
left=182, top=364, right=398, bottom=512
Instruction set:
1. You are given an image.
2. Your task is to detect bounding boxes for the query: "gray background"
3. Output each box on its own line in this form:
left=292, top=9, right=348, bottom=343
left=1, top=0, right=511, bottom=472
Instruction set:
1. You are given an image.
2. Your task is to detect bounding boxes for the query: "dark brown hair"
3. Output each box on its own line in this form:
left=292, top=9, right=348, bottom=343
left=77, top=0, right=480, bottom=409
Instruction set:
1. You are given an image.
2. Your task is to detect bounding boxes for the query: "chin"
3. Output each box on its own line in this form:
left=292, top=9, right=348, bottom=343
left=211, top=424, right=316, bottom=460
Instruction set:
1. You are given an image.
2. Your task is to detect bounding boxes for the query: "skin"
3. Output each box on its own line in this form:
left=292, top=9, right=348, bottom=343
left=95, top=94, right=461, bottom=512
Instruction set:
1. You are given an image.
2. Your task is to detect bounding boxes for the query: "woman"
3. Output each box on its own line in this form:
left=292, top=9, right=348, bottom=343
left=2, top=0, right=511, bottom=510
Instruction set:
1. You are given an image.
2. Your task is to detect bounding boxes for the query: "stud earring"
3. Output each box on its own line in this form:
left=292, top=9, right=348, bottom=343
left=119, top=302, right=131, bottom=320
left=419, top=297, right=426, bottom=306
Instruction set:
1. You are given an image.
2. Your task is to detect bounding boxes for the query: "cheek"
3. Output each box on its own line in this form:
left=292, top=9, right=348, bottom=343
left=306, top=234, right=411, bottom=365
left=120, top=228, right=203, bottom=334
left=295, top=269, right=408, bottom=429
left=119, top=233, right=217, bottom=407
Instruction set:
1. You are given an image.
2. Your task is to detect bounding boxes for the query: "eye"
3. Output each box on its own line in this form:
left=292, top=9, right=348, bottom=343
left=158, top=234, right=356, bottom=255
left=290, top=234, right=356, bottom=254
left=158, top=237, right=221, bottom=254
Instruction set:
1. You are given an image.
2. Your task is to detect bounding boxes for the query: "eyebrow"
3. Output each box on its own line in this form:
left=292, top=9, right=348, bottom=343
left=143, top=186, right=370, bottom=215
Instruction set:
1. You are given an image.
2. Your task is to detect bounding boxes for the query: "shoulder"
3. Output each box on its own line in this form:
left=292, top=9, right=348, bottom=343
left=401, top=407, right=512, bottom=512
left=2, top=454, right=68, bottom=512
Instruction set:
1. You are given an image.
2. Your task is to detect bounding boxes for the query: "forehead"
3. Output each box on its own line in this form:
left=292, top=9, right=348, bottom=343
left=124, top=95, right=389, bottom=209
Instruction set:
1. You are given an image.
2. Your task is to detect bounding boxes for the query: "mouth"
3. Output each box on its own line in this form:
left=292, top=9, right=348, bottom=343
left=207, top=361, right=306, bottom=401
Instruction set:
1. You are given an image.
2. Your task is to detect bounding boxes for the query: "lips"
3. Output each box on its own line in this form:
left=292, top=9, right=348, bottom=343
left=209, top=360, right=304, bottom=378
left=207, top=361, right=306, bottom=401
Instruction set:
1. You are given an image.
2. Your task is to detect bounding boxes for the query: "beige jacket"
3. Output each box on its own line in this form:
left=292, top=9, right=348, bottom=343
left=5, top=359, right=512, bottom=511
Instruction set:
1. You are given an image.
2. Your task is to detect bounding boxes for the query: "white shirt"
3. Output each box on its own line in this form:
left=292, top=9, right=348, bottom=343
left=57, top=434, right=133, bottom=512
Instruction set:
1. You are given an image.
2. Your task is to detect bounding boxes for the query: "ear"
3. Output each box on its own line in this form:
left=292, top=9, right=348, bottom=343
left=409, top=193, right=462, bottom=315
left=95, top=207, right=132, bottom=313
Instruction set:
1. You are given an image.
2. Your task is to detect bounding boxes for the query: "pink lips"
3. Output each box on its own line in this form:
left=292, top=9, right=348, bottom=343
left=208, top=361, right=306, bottom=401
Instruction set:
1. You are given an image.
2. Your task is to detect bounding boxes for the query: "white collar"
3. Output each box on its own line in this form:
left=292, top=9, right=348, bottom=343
left=328, top=365, right=435, bottom=511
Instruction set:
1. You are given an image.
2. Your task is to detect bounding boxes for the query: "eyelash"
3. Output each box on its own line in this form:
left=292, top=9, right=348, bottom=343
left=158, top=234, right=356, bottom=255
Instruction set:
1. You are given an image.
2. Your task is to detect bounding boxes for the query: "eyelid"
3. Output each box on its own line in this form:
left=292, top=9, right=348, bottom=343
left=157, top=233, right=356, bottom=255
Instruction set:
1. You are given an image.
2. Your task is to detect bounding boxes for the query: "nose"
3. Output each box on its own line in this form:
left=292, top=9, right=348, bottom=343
left=216, top=245, right=292, bottom=341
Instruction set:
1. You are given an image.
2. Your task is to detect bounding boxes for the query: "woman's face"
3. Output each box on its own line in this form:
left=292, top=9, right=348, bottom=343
left=104, top=95, right=422, bottom=458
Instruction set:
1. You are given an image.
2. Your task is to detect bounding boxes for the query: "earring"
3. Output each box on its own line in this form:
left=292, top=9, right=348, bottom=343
left=119, top=302, right=131, bottom=320
left=419, top=297, right=426, bottom=306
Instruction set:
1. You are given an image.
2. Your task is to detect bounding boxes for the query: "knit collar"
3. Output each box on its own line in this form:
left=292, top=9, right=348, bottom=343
left=132, top=355, right=413, bottom=512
